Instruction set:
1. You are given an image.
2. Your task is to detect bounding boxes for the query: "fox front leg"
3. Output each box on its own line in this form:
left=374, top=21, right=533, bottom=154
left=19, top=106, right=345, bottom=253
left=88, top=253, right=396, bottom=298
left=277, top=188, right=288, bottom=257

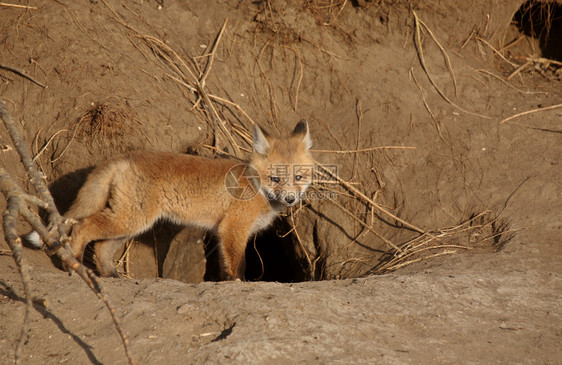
left=217, top=216, right=252, bottom=281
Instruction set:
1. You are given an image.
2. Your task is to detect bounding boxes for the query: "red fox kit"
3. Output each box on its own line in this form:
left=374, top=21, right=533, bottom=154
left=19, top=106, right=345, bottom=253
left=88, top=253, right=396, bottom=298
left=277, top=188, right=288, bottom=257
left=26, top=120, right=313, bottom=280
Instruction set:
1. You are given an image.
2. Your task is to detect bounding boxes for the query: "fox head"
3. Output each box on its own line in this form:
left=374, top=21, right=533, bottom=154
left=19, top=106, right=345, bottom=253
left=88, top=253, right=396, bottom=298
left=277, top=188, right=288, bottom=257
left=251, top=120, right=314, bottom=207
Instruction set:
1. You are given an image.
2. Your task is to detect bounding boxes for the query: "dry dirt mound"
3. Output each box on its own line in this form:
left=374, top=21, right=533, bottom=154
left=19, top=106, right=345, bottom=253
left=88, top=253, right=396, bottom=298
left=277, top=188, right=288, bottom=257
left=1, top=0, right=561, bottom=363
left=1, top=250, right=561, bottom=364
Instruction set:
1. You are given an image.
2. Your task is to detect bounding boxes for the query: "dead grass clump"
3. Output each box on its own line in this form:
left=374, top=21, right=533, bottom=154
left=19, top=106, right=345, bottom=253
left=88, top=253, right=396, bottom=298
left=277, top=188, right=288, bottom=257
left=304, top=0, right=348, bottom=26
left=253, top=1, right=303, bottom=45
left=370, top=211, right=515, bottom=274
left=76, top=103, right=133, bottom=152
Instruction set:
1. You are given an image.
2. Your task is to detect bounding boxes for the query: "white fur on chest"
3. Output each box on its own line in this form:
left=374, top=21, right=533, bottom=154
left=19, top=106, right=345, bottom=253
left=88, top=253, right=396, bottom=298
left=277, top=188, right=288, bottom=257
left=250, top=208, right=279, bottom=235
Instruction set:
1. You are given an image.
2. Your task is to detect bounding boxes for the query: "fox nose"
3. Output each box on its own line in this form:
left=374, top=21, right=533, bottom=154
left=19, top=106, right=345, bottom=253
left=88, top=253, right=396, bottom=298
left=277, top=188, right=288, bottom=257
left=285, top=195, right=296, bottom=205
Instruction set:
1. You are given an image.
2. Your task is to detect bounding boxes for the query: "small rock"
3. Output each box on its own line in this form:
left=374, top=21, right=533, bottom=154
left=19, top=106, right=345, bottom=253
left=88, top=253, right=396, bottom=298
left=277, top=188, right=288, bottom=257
left=177, top=304, right=191, bottom=315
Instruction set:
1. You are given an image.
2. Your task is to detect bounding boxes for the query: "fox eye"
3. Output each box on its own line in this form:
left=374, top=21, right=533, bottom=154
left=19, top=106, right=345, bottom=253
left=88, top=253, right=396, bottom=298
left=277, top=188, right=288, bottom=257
left=295, top=175, right=303, bottom=181
left=269, top=176, right=281, bottom=183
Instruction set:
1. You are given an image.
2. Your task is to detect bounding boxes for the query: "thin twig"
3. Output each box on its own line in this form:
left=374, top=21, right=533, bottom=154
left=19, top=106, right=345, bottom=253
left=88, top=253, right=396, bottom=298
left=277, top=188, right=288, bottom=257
left=312, top=146, right=415, bottom=154
left=0, top=64, right=46, bottom=88
left=410, top=68, right=446, bottom=142
left=132, top=23, right=241, bottom=156
left=285, top=45, right=303, bottom=112
left=352, top=99, right=362, bottom=179
left=329, top=198, right=401, bottom=251
left=384, top=250, right=459, bottom=271
left=498, top=35, right=525, bottom=52
left=500, top=103, right=562, bottom=124
left=474, top=68, right=548, bottom=95
left=506, top=60, right=532, bottom=81
left=522, top=56, right=562, bottom=67
left=323, top=0, right=348, bottom=26
left=475, top=36, right=518, bottom=68
left=412, top=11, right=490, bottom=119
left=195, top=21, right=241, bottom=156
left=498, top=176, right=534, bottom=216
left=200, top=19, right=228, bottom=89
left=32, top=129, right=68, bottom=162
left=288, top=208, right=314, bottom=278
left=0, top=2, right=37, bottom=10
left=460, top=28, right=475, bottom=50
left=1, top=193, right=33, bottom=364
left=317, top=163, right=428, bottom=235
left=509, top=122, right=562, bottom=134
left=414, top=16, right=458, bottom=98
left=207, top=93, right=257, bottom=126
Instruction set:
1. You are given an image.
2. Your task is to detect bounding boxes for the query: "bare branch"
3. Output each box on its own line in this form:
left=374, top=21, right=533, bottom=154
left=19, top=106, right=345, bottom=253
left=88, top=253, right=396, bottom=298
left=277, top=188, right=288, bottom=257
left=0, top=99, right=136, bottom=365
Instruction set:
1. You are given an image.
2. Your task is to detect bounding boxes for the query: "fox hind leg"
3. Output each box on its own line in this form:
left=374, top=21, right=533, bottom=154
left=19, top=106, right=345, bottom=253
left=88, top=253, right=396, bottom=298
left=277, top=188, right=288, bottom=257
left=69, top=211, right=152, bottom=271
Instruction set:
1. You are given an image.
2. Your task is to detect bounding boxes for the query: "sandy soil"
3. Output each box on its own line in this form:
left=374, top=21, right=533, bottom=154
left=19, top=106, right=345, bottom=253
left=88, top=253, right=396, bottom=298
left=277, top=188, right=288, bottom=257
left=1, top=0, right=561, bottom=363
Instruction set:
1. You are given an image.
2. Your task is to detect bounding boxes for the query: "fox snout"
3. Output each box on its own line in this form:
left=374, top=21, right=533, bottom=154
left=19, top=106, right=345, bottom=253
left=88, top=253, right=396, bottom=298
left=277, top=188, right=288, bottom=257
left=265, top=188, right=303, bottom=206
left=284, top=194, right=296, bottom=205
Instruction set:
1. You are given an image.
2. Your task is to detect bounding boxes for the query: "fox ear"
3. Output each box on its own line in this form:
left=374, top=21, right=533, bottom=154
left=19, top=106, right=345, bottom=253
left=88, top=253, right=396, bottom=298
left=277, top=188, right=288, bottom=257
left=292, top=119, right=312, bottom=151
left=253, top=124, right=271, bottom=156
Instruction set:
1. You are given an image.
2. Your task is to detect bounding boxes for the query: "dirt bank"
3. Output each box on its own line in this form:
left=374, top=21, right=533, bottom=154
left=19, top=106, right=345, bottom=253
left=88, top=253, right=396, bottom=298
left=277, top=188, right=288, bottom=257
left=1, top=0, right=561, bottom=363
